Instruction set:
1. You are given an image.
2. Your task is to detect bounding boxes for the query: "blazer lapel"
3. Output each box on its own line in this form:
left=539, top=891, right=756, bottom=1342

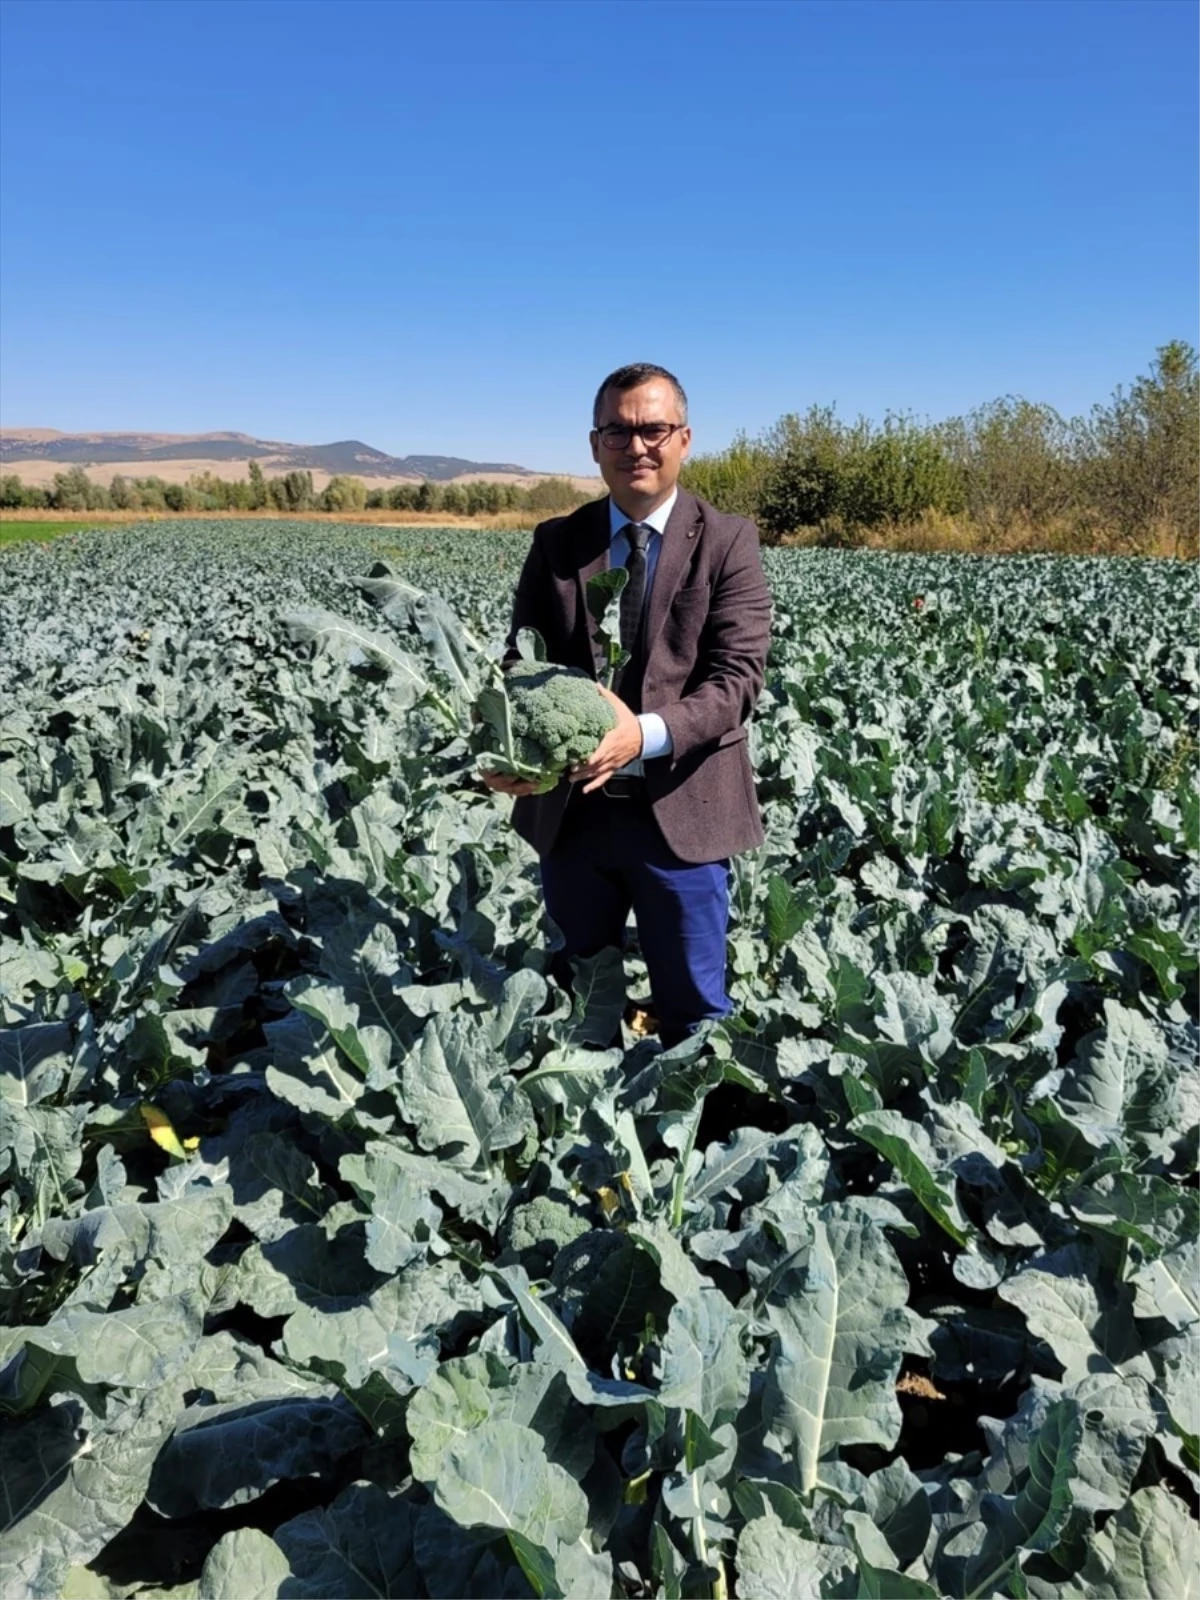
left=575, top=496, right=613, bottom=674
left=644, top=490, right=703, bottom=654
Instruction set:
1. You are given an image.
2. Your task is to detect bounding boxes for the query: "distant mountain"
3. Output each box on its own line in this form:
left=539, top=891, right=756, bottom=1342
left=0, top=429, right=536, bottom=481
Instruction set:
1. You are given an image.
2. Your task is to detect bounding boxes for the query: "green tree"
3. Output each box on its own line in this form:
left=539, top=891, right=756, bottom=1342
left=109, top=474, right=138, bottom=510
left=524, top=476, right=590, bottom=514
left=756, top=406, right=850, bottom=541
left=50, top=467, right=95, bottom=511
left=188, top=472, right=234, bottom=510
left=136, top=476, right=168, bottom=510
left=320, top=475, right=368, bottom=512
left=164, top=482, right=203, bottom=511
left=440, top=483, right=467, bottom=514
left=247, top=459, right=268, bottom=509
left=1080, top=340, right=1199, bottom=553
left=844, top=412, right=964, bottom=528
left=681, top=431, right=773, bottom=517
left=939, top=398, right=1076, bottom=534
left=414, top=480, right=441, bottom=512
left=277, top=470, right=314, bottom=511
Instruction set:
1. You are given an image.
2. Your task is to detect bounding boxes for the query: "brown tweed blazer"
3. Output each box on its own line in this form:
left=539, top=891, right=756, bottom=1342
left=505, top=489, right=772, bottom=864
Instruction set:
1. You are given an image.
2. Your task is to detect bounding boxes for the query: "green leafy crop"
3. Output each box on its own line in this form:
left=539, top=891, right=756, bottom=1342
left=0, top=520, right=1195, bottom=1600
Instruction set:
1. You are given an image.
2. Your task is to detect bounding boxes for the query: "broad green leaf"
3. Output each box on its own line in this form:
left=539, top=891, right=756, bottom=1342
left=287, top=976, right=391, bottom=1079
left=3, top=1101, right=89, bottom=1228
left=765, top=874, right=808, bottom=953
left=1058, top=1486, right=1198, bottom=1599
left=1065, top=1372, right=1158, bottom=1513
left=19, top=1292, right=205, bottom=1390
left=433, top=1417, right=588, bottom=1564
left=234, top=1223, right=380, bottom=1320
left=862, top=1570, right=938, bottom=1600
left=998, top=1244, right=1146, bottom=1386
left=737, top=1510, right=849, bottom=1600
left=39, top=1187, right=234, bottom=1280
left=1152, top=1330, right=1199, bottom=1464
left=0, top=1387, right=180, bottom=1600
left=274, top=1481, right=423, bottom=1597
left=0, top=1021, right=73, bottom=1107
left=573, top=1234, right=674, bottom=1356
left=497, top=1265, right=654, bottom=1408
left=281, top=608, right=432, bottom=691
left=658, top=1284, right=750, bottom=1429
left=147, top=1393, right=367, bottom=1517
left=1070, top=1168, right=1197, bottom=1255
left=409, top=1354, right=593, bottom=1486
left=341, top=1150, right=445, bottom=1273
left=281, top=1259, right=476, bottom=1395
left=559, top=947, right=627, bottom=1048
left=762, top=1205, right=925, bottom=1490
left=198, top=1527, right=290, bottom=1600
left=584, top=566, right=629, bottom=684
left=265, top=1008, right=367, bottom=1118
left=0, top=759, right=32, bottom=826
left=400, top=1011, right=533, bottom=1169
left=848, top=1109, right=972, bottom=1245
left=957, top=1396, right=1081, bottom=1599
left=1058, top=1000, right=1181, bottom=1157
left=1129, top=1236, right=1199, bottom=1329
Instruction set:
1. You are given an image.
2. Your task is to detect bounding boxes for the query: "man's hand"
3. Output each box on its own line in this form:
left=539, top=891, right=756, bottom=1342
left=479, top=770, right=542, bottom=798
left=570, top=685, right=644, bottom=794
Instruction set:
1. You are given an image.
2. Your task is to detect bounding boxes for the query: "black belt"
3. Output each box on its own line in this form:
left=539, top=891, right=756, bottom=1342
left=600, top=775, right=647, bottom=800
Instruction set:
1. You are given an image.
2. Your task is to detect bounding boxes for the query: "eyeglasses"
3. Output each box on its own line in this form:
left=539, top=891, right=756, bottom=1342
left=594, top=422, right=686, bottom=451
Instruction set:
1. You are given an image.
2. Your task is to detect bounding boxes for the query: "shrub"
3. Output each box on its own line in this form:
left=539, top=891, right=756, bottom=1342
left=524, top=476, right=591, bottom=514
left=321, top=475, right=368, bottom=513
left=681, top=432, right=772, bottom=518
left=939, top=399, right=1078, bottom=534
left=1078, top=341, right=1199, bottom=555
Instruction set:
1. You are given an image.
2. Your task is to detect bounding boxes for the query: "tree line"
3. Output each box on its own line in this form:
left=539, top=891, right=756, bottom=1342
left=0, top=460, right=591, bottom=517
left=678, top=342, right=1198, bottom=556
left=3, top=343, right=1194, bottom=554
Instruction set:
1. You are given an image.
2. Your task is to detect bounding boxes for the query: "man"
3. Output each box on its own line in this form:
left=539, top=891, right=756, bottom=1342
left=482, top=363, right=772, bottom=1047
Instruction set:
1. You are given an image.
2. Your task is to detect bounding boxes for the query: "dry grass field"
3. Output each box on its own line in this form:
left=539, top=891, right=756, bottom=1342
left=1, top=456, right=602, bottom=497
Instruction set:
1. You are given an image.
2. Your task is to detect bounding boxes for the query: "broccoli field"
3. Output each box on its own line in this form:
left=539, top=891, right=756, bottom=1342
left=1, top=520, right=1197, bottom=1600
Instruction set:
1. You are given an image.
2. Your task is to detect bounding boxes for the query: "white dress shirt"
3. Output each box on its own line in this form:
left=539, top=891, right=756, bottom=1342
left=608, top=490, right=676, bottom=773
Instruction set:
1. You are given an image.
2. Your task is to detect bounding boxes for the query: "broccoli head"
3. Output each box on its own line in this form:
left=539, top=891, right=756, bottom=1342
left=500, top=1195, right=591, bottom=1276
left=473, top=660, right=616, bottom=794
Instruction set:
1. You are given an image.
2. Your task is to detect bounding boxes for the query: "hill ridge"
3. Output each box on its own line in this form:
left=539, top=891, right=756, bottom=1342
left=0, top=428, right=536, bottom=481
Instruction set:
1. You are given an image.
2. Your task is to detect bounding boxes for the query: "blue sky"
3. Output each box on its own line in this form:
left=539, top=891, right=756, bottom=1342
left=1, top=0, right=1195, bottom=474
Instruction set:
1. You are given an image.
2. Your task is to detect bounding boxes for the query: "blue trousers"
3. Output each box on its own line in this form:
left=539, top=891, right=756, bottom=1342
left=540, top=792, right=732, bottom=1048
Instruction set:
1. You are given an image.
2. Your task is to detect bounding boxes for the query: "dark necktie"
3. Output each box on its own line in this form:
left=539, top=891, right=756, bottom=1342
left=619, top=522, right=651, bottom=664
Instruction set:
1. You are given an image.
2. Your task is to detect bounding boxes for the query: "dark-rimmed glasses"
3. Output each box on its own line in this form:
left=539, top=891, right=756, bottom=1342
left=594, top=422, right=687, bottom=451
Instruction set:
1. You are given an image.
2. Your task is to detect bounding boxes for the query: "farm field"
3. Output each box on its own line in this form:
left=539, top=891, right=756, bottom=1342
left=0, top=519, right=124, bottom=545
left=1, top=520, right=1197, bottom=1599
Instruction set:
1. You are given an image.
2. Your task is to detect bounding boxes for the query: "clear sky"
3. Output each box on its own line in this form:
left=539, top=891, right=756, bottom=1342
left=1, top=0, right=1195, bottom=474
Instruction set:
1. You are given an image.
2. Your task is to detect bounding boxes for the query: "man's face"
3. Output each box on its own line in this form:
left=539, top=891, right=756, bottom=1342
left=590, top=378, right=692, bottom=509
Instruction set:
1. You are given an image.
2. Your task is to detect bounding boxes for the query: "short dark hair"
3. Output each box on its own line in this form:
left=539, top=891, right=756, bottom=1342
left=592, top=363, right=688, bottom=427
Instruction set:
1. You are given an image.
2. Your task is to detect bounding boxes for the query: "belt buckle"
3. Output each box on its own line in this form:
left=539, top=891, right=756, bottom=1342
left=602, top=776, right=637, bottom=800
